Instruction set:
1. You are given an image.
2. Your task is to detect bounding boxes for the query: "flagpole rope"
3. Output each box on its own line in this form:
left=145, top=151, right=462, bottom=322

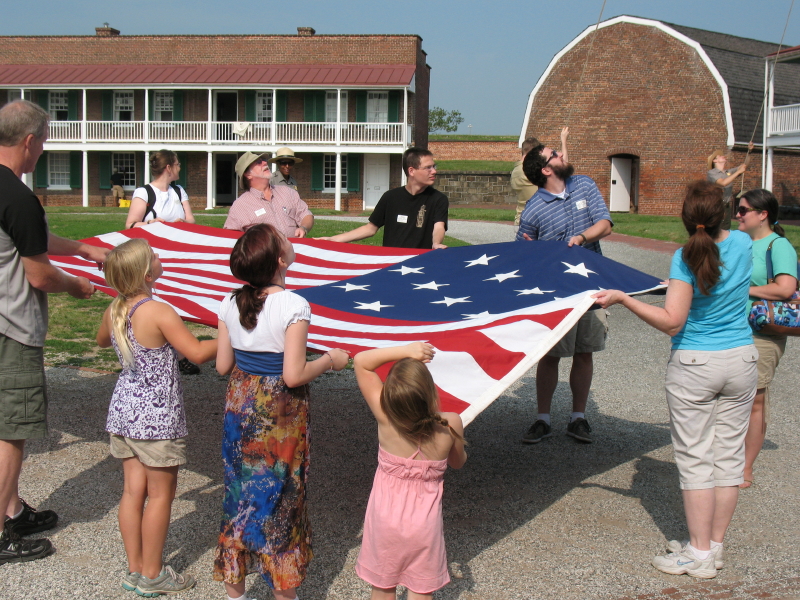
left=563, top=0, right=608, bottom=136
left=739, top=0, right=795, bottom=196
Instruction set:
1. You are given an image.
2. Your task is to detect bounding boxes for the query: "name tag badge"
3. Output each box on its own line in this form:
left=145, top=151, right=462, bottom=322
left=255, top=208, right=267, bottom=217
left=397, top=214, right=408, bottom=224
left=575, top=199, right=587, bottom=210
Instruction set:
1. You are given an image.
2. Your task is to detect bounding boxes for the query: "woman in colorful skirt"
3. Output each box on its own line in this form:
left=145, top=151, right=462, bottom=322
left=213, top=224, right=349, bottom=600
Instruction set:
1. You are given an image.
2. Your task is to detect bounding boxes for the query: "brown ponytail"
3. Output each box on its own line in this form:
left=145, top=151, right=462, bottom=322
left=681, top=180, right=724, bottom=295
left=229, top=224, right=284, bottom=330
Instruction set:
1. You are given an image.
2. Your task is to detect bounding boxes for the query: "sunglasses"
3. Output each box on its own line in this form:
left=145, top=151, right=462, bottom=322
left=278, top=161, right=294, bottom=166
left=544, top=149, right=559, bottom=166
left=250, top=157, right=267, bottom=166
left=736, top=206, right=762, bottom=216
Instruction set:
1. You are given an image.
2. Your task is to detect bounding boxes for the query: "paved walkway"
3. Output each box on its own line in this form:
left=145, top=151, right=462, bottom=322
left=4, top=227, right=799, bottom=600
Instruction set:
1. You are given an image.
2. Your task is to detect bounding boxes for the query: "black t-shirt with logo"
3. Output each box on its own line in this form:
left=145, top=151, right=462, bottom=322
left=368, top=186, right=449, bottom=249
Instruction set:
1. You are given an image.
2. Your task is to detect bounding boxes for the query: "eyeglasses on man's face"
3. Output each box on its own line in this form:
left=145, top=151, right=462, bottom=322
left=415, top=164, right=437, bottom=172
left=278, top=161, right=294, bottom=167
left=544, top=149, right=559, bottom=166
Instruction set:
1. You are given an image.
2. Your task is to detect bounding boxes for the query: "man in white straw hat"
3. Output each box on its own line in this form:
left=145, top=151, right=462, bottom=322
left=223, top=151, right=314, bottom=237
left=269, top=147, right=301, bottom=190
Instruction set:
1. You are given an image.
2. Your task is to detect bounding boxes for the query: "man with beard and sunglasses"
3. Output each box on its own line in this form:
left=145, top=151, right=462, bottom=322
left=515, top=143, right=613, bottom=445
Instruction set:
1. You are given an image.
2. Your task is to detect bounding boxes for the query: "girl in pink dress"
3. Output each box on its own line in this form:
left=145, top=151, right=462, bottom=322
left=353, top=343, right=468, bottom=600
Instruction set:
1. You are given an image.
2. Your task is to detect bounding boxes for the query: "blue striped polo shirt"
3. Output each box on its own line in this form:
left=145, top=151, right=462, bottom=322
left=515, top=175, right=613, bottom=255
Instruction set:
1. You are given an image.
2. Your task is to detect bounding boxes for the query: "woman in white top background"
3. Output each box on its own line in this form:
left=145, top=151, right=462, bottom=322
left=125, top=150, right=195, bottom=229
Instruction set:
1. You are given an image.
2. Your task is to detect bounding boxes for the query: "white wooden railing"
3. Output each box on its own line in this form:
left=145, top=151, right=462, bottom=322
left=149, top=121, right=208, bottom=142
left=47, top=121, right=82, bottom=141
left=769, top=104, right=800, bottom=136
left=48, top=120, right=407, bottom=145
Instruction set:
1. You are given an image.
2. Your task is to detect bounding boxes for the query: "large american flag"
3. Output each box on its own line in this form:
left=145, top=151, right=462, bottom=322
left=50, top=223, right=664, bottom=425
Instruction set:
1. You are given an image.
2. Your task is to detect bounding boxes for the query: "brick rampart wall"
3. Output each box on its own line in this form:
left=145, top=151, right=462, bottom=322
left=429, top=140, right=519, bottom=162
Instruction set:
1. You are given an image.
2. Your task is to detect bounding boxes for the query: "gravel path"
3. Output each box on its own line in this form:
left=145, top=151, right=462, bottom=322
left=5, top=225, right=799, bottom=599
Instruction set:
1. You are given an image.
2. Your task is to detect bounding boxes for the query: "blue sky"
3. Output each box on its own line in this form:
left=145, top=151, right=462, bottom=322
left=2, top=0, right=797, bottom=135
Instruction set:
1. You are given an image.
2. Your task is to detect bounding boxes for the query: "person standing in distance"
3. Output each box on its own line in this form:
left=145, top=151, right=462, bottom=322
left=0, top=100, right=108, bottom=565
left=320, top=148, right=448, bottom=250
left=516, top=141, right=613, bottom=445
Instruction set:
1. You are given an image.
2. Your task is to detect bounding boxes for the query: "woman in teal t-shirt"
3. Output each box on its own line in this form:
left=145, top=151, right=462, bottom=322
left=594, top=181, right=756, bottom=580
left=736, top=189, right=798, bottom=489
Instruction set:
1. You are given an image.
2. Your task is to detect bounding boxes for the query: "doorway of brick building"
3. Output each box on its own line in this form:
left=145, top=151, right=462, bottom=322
left=364, top=154, right=390, bottom=209
left=214, top=153, right=237, bottom=205
left=609, top=155, right=640, bottom=213
left=214, top=92, right=238, bottom=141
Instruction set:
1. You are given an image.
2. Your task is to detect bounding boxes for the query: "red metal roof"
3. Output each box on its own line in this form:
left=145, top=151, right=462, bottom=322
left=0, top=64, right=416, bottom=87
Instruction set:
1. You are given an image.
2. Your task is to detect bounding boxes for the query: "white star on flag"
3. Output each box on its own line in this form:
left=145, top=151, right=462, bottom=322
left=516, top=287, right=555, bottom=295
left=431, top=296, right=472, bottom=306
left=484, top=270, right=522, bottom=283
left=464, top=254, right=498, bottom=267
left=333, top=283, right=370, bottom=292
left=562, top=262, right=596, bottom=277
left=412, top=281, right=450, bottom=290
left=354, top=301, right=393, bottom=312
left=462, top=311, right=492, bottom=319
left=389, top=265, right=424, bottom=275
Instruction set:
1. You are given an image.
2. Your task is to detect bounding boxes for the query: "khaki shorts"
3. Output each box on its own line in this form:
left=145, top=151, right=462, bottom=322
left=753, top=334, right=786, bottom=390
left=665, top=345, right=757, bottom=490
left=110, top=434, right=187, bottom=467
left=111, top=185, right=126, bottom=200
left=0, top=334, right=47, bottom=440
left=547, top=309, right=608, bottom=357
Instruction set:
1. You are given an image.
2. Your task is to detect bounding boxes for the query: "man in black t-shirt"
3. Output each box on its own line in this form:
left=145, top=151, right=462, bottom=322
left=321, top=147, right=448, bottom=250
left=0, top=100, right=108, bottom=565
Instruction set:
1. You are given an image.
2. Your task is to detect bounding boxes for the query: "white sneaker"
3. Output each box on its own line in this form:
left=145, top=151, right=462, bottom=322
left=666, top=539, right=724, bottom=569
left=652, top=546, right=717, bottom=579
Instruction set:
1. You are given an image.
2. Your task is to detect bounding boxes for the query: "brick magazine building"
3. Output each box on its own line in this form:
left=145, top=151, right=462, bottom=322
left=0, top=25, right=430, bottom=211
left=521, top=15, right=800, bottom=216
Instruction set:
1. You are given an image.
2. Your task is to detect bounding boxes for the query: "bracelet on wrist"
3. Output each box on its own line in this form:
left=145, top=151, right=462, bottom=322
left=578, top=233, right=587, bottom=244
left=324, top=351, right=334, bottom=373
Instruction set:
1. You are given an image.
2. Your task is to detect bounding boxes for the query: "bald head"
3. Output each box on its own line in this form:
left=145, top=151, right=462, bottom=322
left=0, top=100, right=49, bottom=147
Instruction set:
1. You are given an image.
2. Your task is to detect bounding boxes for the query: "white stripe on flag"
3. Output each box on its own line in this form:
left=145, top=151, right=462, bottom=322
left=426, top=349, right=498, bottom=406
left=479, top=320, right=552, bottom=353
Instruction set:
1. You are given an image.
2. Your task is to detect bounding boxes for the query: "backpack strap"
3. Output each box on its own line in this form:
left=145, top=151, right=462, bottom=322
left=170, top=182, right=183, bottom=199
left=144, top=184, right=158, bottom=222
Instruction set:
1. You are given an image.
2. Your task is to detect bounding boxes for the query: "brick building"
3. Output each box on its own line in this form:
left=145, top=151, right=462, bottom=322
left=0, top=25, right=430, bottom=211
left=520, top=15, right=800, bottom=216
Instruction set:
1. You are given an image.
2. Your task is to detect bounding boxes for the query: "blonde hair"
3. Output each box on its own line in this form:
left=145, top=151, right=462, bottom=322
left=103, top=238, right=154, bottom=367
left=380, top=358, right=465, bottom=445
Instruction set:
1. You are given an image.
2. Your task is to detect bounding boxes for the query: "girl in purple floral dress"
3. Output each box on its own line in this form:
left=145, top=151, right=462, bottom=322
left=97, top=238, right=217, bottom=596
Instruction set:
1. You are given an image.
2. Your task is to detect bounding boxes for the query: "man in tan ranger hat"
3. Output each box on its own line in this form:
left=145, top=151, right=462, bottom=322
left=224, top=151, right=314, bottom=236
left=269, top=146, right=302, bottom=190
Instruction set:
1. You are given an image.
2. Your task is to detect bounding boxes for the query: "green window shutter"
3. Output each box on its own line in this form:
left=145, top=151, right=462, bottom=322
left=69, top=152, right=82, bottom=189
left=244, top=91, right=256, bottom=121
left=148, top=90, right=154, bottom=121
left=303, top=91, right=315, bottom=122
left=388, top=91, right=400, bottom=123
left=355, top=91, right=367, bottom=122
left=35, top=152, right=48, bottom=188
left=137, top=153, right=145, bottom=187
left=176, top=152, right=188, bottom=189
left=36, top=91, right=48, bottom=112
left=173, top=90, right=183, bottom=121
left=347, top=154, right=360, bottom=192
left=102, top=91, right=113, bottom=121
left=67, top=91, right=78, bottom=120
left=315, top=90, right=326, bottom=122
left=310, top=154, right=323, bottom=191
left=276, top=91, right=287, bottom=122
left=99, top=152, right=112, bottom=189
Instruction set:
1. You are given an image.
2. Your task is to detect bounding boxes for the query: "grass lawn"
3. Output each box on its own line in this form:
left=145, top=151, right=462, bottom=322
left=42, top=211, right=468, bottom=370
left=436, top=160, right=515, bottom=172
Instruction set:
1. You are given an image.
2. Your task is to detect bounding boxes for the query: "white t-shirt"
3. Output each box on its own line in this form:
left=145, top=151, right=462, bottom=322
left=218, top=290, right=310, bottom=353
left=132, top=184, right=189, bottom=223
